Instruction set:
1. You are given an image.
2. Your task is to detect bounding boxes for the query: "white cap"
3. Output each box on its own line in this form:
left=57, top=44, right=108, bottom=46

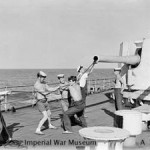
left=77, top=65, right=83, bottom=72
left=57, top=74, right=64, bottom=78
left=39, top=71, right=47, bottom=77
left=114, top=68, right=121, bottom=71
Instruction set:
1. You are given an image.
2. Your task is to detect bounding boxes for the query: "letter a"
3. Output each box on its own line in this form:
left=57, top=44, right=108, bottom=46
left=140, top=140, right=145, bottom=145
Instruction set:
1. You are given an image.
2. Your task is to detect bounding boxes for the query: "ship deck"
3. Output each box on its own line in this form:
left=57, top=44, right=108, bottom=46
left=1, top=91, right=150, bottom=150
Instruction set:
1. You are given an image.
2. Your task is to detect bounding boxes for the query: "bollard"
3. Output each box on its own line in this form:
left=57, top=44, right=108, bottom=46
left=133, top=104, right=150, bottom=131
left=79, top=126, right=129, bottom=150
left=115, top=110, right=142, bottom=147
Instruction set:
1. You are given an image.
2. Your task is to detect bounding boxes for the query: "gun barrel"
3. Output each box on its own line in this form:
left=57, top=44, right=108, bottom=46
left=97, top=55, right=140, bottom=65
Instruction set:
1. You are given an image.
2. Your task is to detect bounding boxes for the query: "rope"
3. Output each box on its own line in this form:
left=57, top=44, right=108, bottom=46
left=0, top=78, right=115, bottom=108
left=0, top=82, right=59, bottom=90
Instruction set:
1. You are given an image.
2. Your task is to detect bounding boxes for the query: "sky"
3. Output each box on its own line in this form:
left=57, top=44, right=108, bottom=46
left=0, top=0, right=150, bottom=69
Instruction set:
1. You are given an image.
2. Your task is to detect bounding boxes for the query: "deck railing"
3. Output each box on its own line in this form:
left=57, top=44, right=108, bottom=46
left=87, top=78, right=114, bottom=94
left=0, top=77, right=115, bottom=112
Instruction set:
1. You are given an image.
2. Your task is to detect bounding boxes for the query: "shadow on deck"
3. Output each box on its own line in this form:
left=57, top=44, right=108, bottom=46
left=1, top=91, right=150, bottom=150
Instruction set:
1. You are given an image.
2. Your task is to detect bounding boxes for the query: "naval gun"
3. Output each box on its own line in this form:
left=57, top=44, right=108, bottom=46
left=94, top=38, right=150, bottom=103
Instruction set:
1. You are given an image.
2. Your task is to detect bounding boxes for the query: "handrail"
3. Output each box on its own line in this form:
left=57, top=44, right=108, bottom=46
left=0, top=77, right=115, bottom=112
left=0, top=82, right=59, bottom=90
left=0, top=77, right=115, bottom=90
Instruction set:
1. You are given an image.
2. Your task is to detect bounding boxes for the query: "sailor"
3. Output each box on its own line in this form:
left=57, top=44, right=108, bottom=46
left=57, top=74, right=69, bottom=111
left=62, top=76, right=87, bottom=133
left=77, top=65, right=95, bottom=98
left=77, top=65, right=95, bottom=117
left=114, top=68, right=126, bottom=110
left=34, top=71, right=60, bottom=135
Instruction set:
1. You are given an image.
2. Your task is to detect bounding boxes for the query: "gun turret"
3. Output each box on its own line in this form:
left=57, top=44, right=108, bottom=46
left=95, top=38, right=150, bottom=101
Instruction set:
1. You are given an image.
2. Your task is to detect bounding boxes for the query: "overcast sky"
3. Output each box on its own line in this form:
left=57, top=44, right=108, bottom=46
left=0, top=0, right=150, bottom=69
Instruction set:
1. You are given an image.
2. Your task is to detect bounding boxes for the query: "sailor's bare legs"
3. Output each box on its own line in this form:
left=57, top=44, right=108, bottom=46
left=36, top=111, right=48, bottom=134
left=47, top=109, right=57, bottom=129
left=35, top=110, right=56, bottom=134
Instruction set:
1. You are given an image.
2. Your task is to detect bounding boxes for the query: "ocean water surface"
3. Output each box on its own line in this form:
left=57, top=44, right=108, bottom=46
left=0, top=68, right=114, bottom=90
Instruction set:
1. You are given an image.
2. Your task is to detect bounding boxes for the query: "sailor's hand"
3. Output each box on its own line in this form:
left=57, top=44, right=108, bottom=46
left=59, top=86, right=65, bottom=91
left=57, top=86, right=61, bottom=89
left=59, top=85, right=63, bottom=91
left=32, top=99, right=37, bottom=105
left=59, top=84, right=68, bottom=90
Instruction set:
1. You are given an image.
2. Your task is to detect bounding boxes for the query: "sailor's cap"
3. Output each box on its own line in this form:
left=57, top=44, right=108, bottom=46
left=77, top=65, right=83, bottom=72
left=39, top=71, right=47, bottom=77
left=57, top=74, right=64, bottom=78
left=114, top=68, right=121, bottom=71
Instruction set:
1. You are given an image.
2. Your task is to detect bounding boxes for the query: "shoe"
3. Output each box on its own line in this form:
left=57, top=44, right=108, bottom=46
left=35, top=130, right=44, bottom=135
left=49, top=124, right=57, bottom=129
left=62, top=131, right=73, bottom=134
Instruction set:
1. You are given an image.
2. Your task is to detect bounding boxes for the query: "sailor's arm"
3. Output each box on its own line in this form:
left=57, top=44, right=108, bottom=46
left=46, top=84, right=60, bottom=93
left=77, top=73, right=82, bottom=81
left=59, top=83, right=69, bottom=91
left=86, top=61, right=97, bottom=75
left=87, top=65, right=94, bottom=75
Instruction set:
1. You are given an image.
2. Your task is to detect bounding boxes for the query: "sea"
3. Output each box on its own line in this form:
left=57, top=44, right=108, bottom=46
left=0, top=68, right=115, bottom=90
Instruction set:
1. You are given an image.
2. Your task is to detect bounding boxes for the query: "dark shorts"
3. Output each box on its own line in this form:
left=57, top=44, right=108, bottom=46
left=37, top=101, right=50, bottom=113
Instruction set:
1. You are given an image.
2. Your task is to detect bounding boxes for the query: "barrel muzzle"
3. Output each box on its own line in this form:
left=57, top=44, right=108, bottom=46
left=93, top=56, right=99, bottom=63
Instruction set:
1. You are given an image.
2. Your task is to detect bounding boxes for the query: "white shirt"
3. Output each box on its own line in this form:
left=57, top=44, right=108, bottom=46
left=79, top=73, right=88, bottom=87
